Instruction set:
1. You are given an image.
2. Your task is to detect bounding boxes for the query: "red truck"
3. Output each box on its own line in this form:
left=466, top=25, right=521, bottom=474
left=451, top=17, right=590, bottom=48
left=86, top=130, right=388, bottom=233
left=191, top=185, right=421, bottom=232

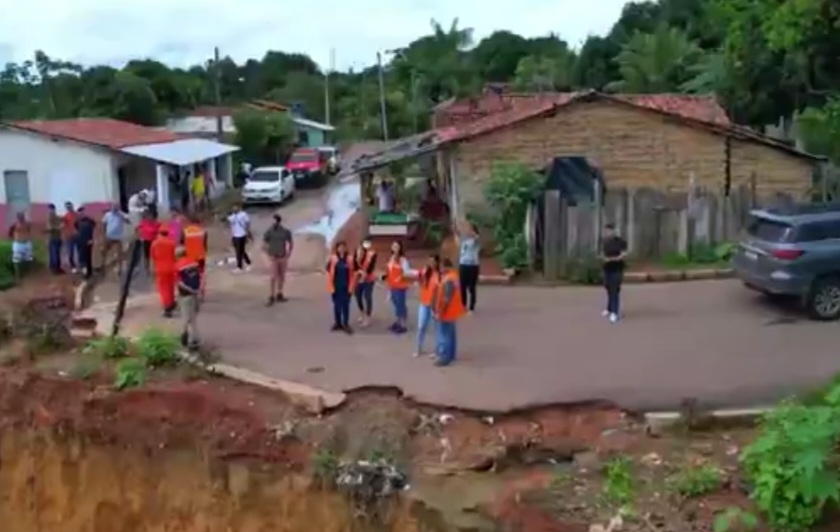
left=286, top=148, right=327, bottom=188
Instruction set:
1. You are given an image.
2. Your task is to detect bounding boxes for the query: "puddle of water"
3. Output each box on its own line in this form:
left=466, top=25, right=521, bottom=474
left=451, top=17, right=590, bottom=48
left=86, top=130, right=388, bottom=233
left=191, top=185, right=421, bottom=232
left=295, top=179, right=361, bottom=247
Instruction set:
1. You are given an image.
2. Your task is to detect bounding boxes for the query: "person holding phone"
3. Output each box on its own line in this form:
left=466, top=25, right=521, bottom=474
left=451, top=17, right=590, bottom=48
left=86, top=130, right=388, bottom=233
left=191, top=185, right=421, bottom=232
left=600, top=223, right=628, bottom=323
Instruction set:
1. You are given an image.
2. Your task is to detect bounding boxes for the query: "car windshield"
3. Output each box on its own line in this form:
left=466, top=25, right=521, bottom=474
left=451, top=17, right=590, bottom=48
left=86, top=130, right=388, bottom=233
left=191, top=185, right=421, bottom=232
left=248, top=171, right=281, bottom=183
left=747, top=216, right=793, bottom=242
left=290, top=152, right=316, bottom=163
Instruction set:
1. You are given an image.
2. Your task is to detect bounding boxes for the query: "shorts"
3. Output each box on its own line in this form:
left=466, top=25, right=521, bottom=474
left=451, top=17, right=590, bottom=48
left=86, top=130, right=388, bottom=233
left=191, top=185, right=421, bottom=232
left=12, top=241, right=33, bottom=263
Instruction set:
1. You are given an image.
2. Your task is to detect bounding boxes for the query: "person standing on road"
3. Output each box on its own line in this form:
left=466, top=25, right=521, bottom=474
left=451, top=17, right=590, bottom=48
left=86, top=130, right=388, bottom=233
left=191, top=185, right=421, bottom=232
left=262, top=213, right=294, bottom=306
left=432, top=258, right=466, bottom=367
left=46, top=204, right=63, bottom=275
left=8, top=212, right=33, bottom=280
left=353, top=239, right=377, bottom=327
left=150, top=228, right=177, bottom=318
left=383, top=240, right=412, bottom=334
left=600, top=223, right=628, bottom=324
left=62, top=201, right=78, bottom=273
left=414, top=253, right=441, bottom=358
left=175, top=246, right=202, bottom=350
left=101, top=204, right=129, bottom=277
left=327, top=241, right=356, bottom=334
left=183, top=214, right=208, bottom=299
left=227, top=204, right=252, bottom=273
left=137, top=211, right=160, bottom=276
left=74, top=208, right=96, bottom=279
left=456, top=219, right=480, bottom=313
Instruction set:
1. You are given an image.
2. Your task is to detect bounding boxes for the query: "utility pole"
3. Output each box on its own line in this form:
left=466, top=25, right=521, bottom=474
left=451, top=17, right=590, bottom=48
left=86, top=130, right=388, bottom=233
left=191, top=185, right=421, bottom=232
left=377, top=51, right=389, bottom=141
left=213, top=46, right=223, bottom=140
left=410, top=70, right=419, bottom=134
left=324, top=48, right=334, bottom=126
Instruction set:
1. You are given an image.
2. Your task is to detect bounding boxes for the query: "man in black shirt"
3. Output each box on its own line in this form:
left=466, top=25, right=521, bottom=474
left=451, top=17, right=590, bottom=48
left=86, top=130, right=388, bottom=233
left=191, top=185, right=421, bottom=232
left=600, top=224, right=627, bottom=323
left=74, top=208, right=96, bottom=279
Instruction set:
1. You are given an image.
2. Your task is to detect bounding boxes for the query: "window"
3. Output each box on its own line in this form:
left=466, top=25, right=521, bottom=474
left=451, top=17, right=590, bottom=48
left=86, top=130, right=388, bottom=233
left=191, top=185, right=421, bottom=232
left=248, top=170, right=281, bottom=183
left=747, top=216, right=793, bottom=242
left=794, top=220, right=840, bottom=242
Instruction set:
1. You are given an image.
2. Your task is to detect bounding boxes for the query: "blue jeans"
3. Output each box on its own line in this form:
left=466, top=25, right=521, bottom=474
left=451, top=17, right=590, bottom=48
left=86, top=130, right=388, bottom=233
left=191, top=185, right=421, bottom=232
left=436, top=320, right=458, bottom=365
left=65, top=238, right=77, bottom=268
left=48, top=238, right=62, bottom=273
left=416, top=304, right=436, bottom=352
left=332, top=291, right=351, bottom=327
left=390, top=288, right=408, bottom=322
left=604, top=269, right=623, bottom=315
left=355, top=281, right=374, bottom=316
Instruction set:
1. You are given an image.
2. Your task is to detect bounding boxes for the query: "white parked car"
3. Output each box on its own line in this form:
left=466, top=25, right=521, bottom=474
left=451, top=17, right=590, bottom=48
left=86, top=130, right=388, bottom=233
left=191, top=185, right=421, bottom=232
left=241, top=166, right=296, bottom=205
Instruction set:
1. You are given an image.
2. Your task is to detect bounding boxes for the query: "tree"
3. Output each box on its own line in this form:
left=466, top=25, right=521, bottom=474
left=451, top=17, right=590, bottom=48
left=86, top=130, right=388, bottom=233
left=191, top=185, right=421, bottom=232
left=512, top=53, right=575, bottom=92
left=233, top=108, right=295, bottom=164
left=608, top=26, right=702, bottom=93
left=108, top=71, right=160, bottom=125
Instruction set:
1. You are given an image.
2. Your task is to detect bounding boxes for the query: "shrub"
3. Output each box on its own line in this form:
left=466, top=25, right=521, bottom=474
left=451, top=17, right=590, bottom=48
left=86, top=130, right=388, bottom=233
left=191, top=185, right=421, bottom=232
left=135, top=328, right=181, bottom=367
left=114, top=358, right=147, bottom=389
left=669, top=464, right=723, bottom=497
left=482, top=163, right=542, bottom=269
left=83, top=336, right=131, bottom=360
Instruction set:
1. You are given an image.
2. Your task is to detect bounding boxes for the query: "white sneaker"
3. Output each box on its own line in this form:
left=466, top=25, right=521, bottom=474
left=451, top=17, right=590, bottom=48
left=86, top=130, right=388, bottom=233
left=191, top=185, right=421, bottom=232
left=232, top=268, right=242, bottom=274
left=609, top=313, right=619, bottom=323
left=601, top=310, right=609, bottom=317
left=245, top=266, right=252, bottom=273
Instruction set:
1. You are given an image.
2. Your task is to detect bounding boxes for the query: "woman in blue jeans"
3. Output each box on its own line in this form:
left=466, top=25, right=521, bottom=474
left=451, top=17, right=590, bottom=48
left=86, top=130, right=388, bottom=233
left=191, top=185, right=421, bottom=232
left=382, top=241, right=412, bottom=334
left=353, top=239, right=377, bottom=328
left=414, top=254, right=440, bottom=357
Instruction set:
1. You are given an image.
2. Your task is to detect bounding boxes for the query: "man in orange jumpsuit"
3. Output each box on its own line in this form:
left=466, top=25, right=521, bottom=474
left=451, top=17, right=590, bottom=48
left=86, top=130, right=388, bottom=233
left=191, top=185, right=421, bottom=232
left=150, top=227, right=177, bottom=317
left=182, top=214, right=208, bottom=298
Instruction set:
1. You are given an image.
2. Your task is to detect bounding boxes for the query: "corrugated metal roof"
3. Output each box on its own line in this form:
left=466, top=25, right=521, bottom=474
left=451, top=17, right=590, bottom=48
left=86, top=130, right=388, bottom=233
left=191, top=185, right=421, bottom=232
left=120, top=138, right=239, bottom=166
left=293, top=116, right=335, bottom=132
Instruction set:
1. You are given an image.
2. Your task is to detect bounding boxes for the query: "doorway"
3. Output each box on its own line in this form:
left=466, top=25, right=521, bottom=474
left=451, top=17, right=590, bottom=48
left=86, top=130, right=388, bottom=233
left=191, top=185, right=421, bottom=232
left=117, top=166, right=129, bottom=212
left=3, top=170, right=31, bottom=224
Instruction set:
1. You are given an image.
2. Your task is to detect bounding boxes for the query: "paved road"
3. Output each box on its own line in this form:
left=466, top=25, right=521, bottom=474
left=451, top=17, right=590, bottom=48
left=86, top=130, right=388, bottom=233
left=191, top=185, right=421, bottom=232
left=112, top=272, right=840, bottom=413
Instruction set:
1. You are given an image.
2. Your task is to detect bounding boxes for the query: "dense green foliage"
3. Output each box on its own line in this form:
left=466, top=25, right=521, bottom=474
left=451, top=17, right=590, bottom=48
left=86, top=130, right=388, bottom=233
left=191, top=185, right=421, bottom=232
left=2, top=1, right=839, bottom=159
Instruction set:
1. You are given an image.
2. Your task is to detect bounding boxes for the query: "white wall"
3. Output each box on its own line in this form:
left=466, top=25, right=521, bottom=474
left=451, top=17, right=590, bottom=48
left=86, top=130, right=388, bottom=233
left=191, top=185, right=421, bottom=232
left=0, top=128, right=115, bottom=210
left=166, top=115, right=235, bottom=135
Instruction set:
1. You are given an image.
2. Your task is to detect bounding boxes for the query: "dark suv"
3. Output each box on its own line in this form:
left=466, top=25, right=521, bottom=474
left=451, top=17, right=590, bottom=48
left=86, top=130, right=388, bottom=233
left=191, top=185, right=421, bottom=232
left=732, top=203, right=840, bottom=320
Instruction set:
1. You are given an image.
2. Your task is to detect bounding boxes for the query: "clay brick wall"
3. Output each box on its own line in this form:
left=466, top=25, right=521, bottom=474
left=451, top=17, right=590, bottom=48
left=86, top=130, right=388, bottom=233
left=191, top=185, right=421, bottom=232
left=450, top=100, right=815, bottom=211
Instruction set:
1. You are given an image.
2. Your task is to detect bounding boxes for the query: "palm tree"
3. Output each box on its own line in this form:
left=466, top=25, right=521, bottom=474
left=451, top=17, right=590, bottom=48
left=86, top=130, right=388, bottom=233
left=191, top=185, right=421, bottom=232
left=607, top=25, right=702, bottom=93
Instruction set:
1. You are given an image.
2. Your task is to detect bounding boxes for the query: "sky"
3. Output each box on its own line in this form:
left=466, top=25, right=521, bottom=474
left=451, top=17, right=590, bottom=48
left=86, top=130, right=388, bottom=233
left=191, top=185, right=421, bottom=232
left=0, top=0, right=630, bottom=72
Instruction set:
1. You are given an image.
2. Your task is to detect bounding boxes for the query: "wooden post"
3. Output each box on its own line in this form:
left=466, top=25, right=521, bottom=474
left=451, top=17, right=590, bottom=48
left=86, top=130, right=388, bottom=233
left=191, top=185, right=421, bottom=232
left=593, top=179, right=602, bottom=254
left=749, top=171, right=758, bottom=207
left=543, top=190, right=561, bottom=279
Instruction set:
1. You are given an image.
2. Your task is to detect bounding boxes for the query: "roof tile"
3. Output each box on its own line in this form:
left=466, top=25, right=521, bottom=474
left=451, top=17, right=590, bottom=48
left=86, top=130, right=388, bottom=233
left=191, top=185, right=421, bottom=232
left=10, top=118, right=181, bottom=149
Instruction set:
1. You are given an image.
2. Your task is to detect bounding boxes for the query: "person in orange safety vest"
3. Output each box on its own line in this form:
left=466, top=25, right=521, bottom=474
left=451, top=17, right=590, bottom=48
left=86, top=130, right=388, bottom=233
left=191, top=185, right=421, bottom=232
left=326, top=240, right=356, bottom=334
left=414, top=253, right=440, bottom=358
left=182, top=215, right=208, bottom=298
left=431, top=258, right=466, bottom=366
left=352, top=239, right=377, bottom=327
left=381, top=240, right=411, bottom=335
left=150, top=227, right=177, bottom=317
left=175, top=246, right=202, bottom=349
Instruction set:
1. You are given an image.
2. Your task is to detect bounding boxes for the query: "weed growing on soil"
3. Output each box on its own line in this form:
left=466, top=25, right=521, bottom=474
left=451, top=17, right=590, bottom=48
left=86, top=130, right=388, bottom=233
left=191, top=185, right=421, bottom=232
left=669, top=464, right=723, bottom=497
left=115, top=358, right=147, bottom=389
left=71, top=354, right=103, bottom=380
left=603, top=455, right=634, bottom=510
left=312, top=448, right=340, bottom=485
left=135, top=329, right=180, bottom=367
left=713, top=506, right=758, bottom=532
left=83, top=336, right=131, bottom=360
left=741, top=396, right=840, bottom=531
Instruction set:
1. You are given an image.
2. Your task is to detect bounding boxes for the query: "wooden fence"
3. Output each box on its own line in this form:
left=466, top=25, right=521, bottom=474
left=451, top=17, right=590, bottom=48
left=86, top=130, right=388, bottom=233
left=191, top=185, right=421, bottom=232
left=536, top=182, right=797, bottom=278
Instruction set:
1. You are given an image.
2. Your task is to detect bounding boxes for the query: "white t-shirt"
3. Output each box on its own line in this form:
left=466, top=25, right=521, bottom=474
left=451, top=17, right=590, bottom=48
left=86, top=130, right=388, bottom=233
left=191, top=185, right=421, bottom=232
left=228, top=211, right=250, bottom=238
left=377, top=183, right=394, bottom=211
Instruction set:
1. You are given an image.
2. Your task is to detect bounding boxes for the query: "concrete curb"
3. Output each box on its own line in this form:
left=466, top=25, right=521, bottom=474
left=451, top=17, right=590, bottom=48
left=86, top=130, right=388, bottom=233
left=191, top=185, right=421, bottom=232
left=644, top=406, right=772, bottom=431
left=624, top=268, right=734, bottom=284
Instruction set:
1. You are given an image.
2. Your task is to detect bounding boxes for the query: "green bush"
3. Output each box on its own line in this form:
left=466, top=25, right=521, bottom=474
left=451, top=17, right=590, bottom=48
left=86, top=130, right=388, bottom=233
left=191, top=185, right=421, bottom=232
left=135, top=328, right=181, bottom=367
left=564, top=255, right=603, bottom=285
left=0, top=241, right=14, bottom=290
left=482, top=163, right=542, bottom=269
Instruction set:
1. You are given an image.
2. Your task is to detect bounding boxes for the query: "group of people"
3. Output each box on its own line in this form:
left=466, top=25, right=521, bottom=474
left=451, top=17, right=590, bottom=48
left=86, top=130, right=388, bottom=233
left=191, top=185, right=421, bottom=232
left=322, top=220, right=482, bottom=367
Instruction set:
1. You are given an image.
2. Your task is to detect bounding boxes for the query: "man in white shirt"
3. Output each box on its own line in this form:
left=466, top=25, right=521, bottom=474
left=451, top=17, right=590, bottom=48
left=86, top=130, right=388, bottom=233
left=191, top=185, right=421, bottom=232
left=227, top=204, right=252, bottom=272
left=376, top=179, right=395, bottom=212
left=128, top=190, right=148, bottom=226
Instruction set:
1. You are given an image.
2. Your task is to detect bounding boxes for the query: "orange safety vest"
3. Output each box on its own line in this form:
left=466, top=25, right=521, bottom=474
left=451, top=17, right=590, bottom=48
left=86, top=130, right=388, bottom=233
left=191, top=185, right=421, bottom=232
left=418, top=267, right=440, bottom=307
left=175, top=256, right=198, bottom=273
left=327, top=254, right=357, bottom=294
left=435, top=270, right=466, bottom=322
left=183, top=223, right=207, bottom=261
left=357, top=250, right=377, bottom=283
left=150, top=236, right=176, bottom=275
left=386, top=258, right=410, bottom=290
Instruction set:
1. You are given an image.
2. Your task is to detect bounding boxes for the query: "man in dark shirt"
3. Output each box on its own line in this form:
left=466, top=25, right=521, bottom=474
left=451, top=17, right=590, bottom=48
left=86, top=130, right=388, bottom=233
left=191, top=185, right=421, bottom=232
left=600, top=223, right=627, bottom=323
left=175, top=247, right=202, bottom=349
left=262, top=213, right=294, bottom=305
left=74, top=208, right=96, bottom=279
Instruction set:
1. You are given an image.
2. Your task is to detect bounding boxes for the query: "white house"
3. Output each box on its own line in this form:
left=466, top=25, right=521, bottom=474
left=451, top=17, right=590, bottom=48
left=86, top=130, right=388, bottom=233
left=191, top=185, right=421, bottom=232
left=0, top=118, right=239, bottom=229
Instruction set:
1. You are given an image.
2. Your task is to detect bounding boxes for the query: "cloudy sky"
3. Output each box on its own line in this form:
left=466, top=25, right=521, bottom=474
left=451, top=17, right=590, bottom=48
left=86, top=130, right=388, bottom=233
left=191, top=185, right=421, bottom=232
left=0, top=0, right=629, bottom=71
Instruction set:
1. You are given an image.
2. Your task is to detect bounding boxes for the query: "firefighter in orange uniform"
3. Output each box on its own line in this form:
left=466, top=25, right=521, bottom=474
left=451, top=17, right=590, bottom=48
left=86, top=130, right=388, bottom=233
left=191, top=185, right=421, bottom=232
left=182, top=215, right=208, bottom=298
left=150, top=227, right=177, bottom=317
left=326, top=240, right=357, bottom=334
left=432, top=258, right=466, bottom=366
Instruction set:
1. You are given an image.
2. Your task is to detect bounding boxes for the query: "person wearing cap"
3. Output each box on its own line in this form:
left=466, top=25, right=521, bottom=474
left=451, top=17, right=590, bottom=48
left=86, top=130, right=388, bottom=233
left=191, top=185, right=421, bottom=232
left=352, top=239, right=377, bottom=327
left=262, top=212, right=294, bottom=306
left=175, top=246, right=202, bottom=350
left=150, top=226, right=177, bottom=317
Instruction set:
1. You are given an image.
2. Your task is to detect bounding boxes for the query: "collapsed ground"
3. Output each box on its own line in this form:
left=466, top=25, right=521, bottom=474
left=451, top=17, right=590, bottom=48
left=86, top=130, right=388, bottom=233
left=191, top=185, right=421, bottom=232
left=1, top=287, right=840, bottom=532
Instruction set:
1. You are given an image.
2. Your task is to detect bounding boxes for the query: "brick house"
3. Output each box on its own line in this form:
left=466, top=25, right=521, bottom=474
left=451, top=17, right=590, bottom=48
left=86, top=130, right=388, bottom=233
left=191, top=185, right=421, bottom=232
left=432, top=88, right=822, bottom=218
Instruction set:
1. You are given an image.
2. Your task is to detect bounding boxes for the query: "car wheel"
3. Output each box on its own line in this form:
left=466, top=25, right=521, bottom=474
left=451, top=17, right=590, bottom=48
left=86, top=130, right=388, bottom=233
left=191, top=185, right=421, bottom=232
left=807, top=276, right=840, bottom=321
